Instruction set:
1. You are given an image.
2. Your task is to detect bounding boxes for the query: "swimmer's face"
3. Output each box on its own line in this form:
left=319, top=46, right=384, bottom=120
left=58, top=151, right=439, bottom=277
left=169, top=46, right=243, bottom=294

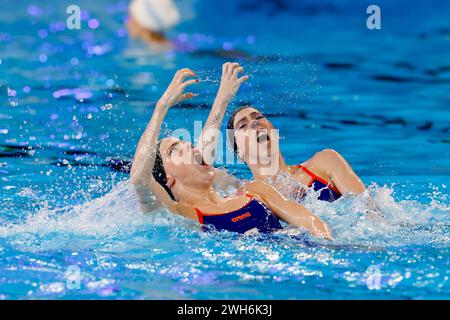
left=232, top=107, right=279, bottom=165
left=159, top=137, right=214, bottom=189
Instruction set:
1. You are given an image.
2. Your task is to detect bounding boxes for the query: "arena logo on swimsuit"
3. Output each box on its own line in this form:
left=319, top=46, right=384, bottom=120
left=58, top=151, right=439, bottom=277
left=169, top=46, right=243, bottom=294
left=231, top=212, right=252, bottom=223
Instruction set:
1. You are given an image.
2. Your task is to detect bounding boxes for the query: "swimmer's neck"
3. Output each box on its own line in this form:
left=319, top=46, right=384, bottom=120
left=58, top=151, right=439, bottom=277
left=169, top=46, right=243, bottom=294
left=248, top=154, right=289, bottom=180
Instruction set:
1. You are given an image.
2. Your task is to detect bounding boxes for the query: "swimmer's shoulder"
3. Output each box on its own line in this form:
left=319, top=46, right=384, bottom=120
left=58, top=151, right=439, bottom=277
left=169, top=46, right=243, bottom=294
left=171, top=202, right=198, bottom=221
left=190, top=195, right=253, bottom=216
left=239, top=180, right=275, bottom=202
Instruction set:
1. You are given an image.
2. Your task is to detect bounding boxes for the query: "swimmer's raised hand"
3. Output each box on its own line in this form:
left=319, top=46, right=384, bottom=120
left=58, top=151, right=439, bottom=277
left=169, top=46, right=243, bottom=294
left=157, top=68, right=199, bottom=109
left=198, top=62, right=249, bottom=165
left=217, top=62, right=249, bottom=102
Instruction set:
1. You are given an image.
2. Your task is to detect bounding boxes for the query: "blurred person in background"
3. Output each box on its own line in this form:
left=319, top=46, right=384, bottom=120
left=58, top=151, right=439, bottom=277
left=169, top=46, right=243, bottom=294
left=126, top=0, right=249, bottom=58
left=127, top=0, right=180, bottom=45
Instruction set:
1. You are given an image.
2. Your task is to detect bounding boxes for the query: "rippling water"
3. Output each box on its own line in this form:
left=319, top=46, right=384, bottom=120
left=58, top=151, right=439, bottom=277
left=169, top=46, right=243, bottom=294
left=0, top=0, right=449, bottom=299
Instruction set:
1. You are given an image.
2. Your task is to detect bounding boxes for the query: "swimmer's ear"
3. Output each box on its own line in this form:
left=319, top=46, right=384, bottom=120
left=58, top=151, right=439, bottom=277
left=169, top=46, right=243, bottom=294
left=166, top=176, right=175, bottom=189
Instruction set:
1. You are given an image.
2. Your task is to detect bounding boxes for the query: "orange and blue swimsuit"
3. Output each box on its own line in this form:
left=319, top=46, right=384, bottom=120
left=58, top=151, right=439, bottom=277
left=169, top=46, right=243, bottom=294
left=297, top=165, right=341, bottom=202
left=195, top=194, right=282, bottom=234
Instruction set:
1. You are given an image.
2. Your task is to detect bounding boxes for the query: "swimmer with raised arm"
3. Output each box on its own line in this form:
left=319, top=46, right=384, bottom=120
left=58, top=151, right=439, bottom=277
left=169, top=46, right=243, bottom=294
left=202, top=62, right=368, bottom=203
left=130, top=67, right=332, bottom=239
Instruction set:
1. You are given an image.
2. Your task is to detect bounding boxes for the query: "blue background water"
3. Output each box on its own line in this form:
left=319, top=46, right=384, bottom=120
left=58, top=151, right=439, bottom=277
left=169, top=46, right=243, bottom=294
left=0, top=0, right=449, bottom=299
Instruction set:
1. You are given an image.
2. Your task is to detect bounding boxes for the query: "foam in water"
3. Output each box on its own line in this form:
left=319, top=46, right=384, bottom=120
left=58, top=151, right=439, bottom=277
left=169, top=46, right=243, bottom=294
left=0, top=181, right=189, bottom=239
left=1, top=176, right=449, bottom=249
left=264, top=171, right=450, bottom=246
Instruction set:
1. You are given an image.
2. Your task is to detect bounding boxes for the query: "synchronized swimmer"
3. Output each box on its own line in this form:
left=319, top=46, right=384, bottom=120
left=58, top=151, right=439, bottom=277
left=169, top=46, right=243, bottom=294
left=130, top=62, right=375, bottom=239
left=204, top=63, right=367, bottom=203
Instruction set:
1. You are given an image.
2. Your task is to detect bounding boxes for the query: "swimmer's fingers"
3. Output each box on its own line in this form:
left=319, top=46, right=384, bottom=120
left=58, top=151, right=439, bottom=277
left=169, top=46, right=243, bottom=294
left=182, top=78, right=200, bottom=89
left=175, top=68, right=196, bottom=82
left=222, top=62, right=230, bottom=75
left=179, top=70, right=196, bottom=82
left=238, top=75, right=249, bottom=83
left=223, top=62, right=240, bottom=77
left=180, top=92, right=198, bottom=101
left=232, top=66, right=244, bottom=79
left=223, top=62, right=234, bottom=77
left=176, top=68, right=194, bottom=76
left=174, top=68, right=191, bottom=79
left=227, top=63, right=240, bottom=77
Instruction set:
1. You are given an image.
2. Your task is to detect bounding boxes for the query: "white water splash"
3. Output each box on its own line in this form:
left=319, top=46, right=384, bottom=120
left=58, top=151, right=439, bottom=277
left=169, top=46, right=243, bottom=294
left=0, top=180, right=189, bottom=239
left=263, top=171, right=449, bottom=246
left=0, top=178, right=448, bottom=248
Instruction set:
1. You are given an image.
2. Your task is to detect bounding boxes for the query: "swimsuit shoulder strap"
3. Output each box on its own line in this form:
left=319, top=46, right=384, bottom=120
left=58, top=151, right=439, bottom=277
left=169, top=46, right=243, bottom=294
left=297, top=164, right=313, bottom=175
left=243, top=193, right=254, bottom=200
left=296, top=164, right=316, bottom=186
left=194, top=208, right=204, bottom=224
left=297, top=164, right=340, bottom=194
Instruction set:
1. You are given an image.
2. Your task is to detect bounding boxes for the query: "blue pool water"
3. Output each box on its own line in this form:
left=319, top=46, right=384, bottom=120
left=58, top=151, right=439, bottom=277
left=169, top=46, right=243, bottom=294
left=0, top=0, right=449, bottom=299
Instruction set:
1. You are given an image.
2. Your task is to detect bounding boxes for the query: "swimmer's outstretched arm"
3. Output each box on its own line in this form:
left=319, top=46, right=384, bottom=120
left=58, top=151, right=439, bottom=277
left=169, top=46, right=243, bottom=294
left=131, top=68, right=199, bottom=212
left=198, top=62, right=248, bottom=165
left=244, top=181, right=333, bottom=240
left=309, top=149, right=366, bottom=194
left=308, top=149, right=383, bottom=219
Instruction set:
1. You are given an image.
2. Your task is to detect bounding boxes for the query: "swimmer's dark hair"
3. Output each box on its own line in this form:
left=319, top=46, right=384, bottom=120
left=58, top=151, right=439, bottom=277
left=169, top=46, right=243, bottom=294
left=152, top=141, right=176, bottom=201
left=226, top=105, right=254, bottom=157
